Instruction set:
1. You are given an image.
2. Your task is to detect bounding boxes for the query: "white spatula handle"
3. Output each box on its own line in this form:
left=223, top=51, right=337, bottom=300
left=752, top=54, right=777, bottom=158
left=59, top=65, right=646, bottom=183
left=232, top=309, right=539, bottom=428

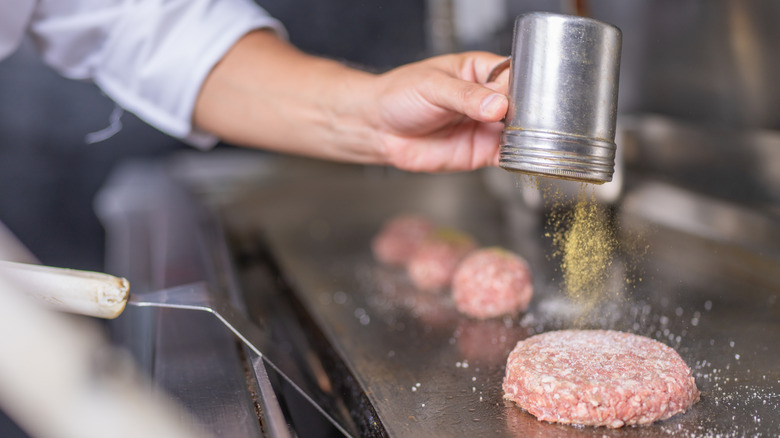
left=0, top=260, right=129, bottom=319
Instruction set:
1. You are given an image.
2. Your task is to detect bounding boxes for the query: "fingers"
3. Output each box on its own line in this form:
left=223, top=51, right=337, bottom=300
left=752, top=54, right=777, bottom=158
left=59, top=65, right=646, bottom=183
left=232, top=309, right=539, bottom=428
left=463, top=52, right=512, bottom=84
left=418, top=52, right=510, bottom=122
left=419, top=75, right=508, bottom=123
left=484, top=69, right=510, bottom=95
left=468, top=53, right=509, bottom=98
left=480, top=92, right=508, bottom=121
left=381, top=119, right=503, bottom=173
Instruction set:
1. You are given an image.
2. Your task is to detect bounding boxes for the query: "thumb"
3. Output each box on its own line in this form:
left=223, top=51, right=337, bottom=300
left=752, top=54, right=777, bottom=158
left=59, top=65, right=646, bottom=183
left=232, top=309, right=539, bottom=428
left=420, top=76, right=508, bottom=123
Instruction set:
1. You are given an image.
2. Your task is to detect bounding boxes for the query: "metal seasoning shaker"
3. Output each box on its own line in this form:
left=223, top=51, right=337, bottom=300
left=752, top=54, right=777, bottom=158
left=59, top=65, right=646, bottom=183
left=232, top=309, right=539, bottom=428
left=494, top=12, right=622, bottom=184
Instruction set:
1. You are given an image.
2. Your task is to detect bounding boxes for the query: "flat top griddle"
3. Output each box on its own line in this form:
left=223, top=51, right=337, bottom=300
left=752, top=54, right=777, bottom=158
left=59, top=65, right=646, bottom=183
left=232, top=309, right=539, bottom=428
left=219, top=163, right=780, bottom=437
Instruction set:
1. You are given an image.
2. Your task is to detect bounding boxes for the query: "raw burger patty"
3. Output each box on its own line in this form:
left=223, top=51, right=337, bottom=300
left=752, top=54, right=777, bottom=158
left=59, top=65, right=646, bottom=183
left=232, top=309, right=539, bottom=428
left=407, top=228, right=476, bottom=292
left=371, top=215, right=435, bottom=266
left=452, top=247, right=533, bottom=319
left=503, top=330, right=699, bottom=428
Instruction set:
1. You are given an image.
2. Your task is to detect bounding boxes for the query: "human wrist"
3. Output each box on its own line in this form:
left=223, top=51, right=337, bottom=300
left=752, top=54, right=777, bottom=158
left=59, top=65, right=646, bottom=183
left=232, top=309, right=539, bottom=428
left=312, top=60, right=387, bottom=165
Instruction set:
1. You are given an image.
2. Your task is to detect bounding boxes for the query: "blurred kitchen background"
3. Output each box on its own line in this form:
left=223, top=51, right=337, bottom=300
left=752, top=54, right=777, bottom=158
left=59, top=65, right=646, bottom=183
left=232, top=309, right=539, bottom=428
left=1, top=0, right=779, bottom=436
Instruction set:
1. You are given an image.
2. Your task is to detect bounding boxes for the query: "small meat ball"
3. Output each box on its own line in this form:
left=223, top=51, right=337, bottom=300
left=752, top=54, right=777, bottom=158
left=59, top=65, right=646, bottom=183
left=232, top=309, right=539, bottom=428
left=371, top=215, right=435, bottom=266
left=407, top=228, right=476, bottom=292
left=452, top=247, right=533, bottom=319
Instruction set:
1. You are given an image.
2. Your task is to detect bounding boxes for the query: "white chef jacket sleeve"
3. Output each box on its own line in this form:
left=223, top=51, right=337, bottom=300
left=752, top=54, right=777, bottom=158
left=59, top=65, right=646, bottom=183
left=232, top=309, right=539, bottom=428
left=28, top=0, right=286, bottom=149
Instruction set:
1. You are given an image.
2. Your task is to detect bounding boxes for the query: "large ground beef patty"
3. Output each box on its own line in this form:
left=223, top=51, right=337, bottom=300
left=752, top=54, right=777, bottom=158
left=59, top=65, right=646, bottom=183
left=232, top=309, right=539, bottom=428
left=452, top=247, right=533, bottom=319
left=503, top=330, right=699, bottom=428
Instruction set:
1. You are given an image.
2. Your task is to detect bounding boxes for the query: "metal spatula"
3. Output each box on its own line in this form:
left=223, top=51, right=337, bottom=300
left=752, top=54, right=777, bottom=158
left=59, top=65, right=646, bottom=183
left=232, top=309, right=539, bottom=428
left=0, top=259, right=352, bottom=437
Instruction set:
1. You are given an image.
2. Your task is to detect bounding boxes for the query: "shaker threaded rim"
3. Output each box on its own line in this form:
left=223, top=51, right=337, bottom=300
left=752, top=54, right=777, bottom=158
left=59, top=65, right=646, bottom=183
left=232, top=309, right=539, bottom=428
left=499, top=130, right=616, bottom=184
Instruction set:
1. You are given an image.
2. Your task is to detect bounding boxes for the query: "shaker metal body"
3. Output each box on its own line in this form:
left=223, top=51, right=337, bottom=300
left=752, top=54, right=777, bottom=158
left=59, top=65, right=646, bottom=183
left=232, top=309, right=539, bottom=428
left=499, top=13, right=622, bottom=184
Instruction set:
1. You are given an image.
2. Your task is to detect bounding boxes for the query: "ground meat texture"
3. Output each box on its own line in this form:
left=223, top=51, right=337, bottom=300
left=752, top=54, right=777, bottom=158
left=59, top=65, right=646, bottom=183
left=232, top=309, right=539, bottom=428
left=503, top=330, right=700, bottom=428
left=407, top=228, right=476, bottom=292
left=371, top=215, right=435, bottom=266
left=452, top=247, right=533, bottom=319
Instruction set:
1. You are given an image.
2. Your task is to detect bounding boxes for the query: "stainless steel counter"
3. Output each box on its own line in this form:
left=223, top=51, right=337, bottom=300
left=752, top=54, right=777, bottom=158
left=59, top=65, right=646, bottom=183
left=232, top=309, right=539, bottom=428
left=214, top=158, right=780, bottom=437
left=98, top=147, right=779, bottom=437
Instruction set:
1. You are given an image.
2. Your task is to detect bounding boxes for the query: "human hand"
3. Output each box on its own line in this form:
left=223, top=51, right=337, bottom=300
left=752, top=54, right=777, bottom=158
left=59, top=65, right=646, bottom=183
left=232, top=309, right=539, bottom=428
left=368, top=52, right=509, bottom=172
left=194, top=31, right=509, bottom=172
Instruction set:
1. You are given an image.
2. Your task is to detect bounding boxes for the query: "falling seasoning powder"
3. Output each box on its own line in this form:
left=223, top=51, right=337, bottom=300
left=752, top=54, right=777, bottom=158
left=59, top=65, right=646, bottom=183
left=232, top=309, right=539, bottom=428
left=560, top=192, right=616, bottom=305
left=537, top=178, right=623, bottom=317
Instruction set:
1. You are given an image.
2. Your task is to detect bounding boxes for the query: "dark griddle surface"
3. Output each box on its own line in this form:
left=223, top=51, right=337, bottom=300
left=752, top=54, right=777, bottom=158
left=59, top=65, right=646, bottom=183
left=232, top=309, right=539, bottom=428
left=223, top=165, right=780, bottom=437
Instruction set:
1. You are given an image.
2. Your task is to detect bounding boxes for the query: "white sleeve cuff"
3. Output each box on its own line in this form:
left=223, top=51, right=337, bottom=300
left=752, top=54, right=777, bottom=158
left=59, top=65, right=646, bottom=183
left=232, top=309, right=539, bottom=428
left=91, top=0, right=285, bottom=149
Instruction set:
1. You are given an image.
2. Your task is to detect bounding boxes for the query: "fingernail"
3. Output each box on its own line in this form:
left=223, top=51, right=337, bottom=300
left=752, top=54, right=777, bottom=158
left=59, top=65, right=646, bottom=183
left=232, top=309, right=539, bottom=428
left=480, top=93, right=505, bottom=116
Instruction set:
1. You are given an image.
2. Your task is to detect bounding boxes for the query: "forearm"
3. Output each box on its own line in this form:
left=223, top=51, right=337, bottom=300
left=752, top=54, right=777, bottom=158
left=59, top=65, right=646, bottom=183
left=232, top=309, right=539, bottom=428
left=194, top=30, right=508, bottom=172
left=193, top=30, right=384, bottom=163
